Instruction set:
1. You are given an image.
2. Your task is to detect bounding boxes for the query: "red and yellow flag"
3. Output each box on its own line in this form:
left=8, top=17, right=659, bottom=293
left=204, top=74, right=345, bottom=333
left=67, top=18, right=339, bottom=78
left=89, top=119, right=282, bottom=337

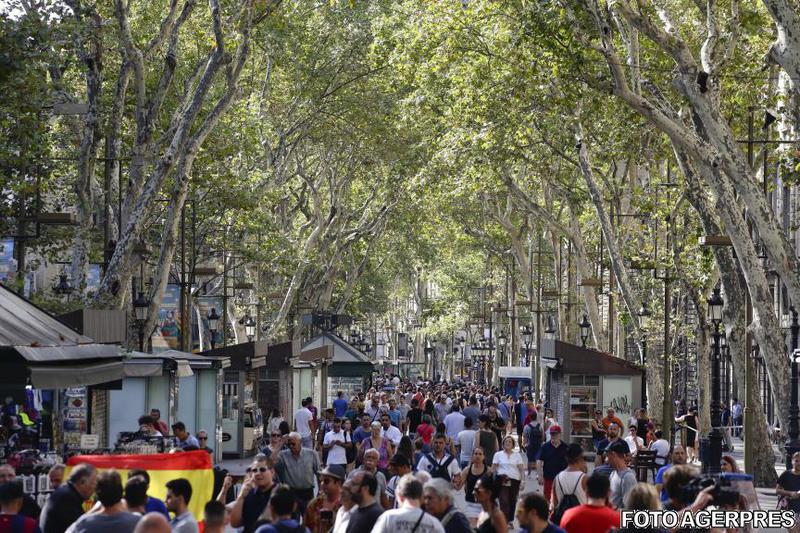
left=66, top=450, right=213, bottom=519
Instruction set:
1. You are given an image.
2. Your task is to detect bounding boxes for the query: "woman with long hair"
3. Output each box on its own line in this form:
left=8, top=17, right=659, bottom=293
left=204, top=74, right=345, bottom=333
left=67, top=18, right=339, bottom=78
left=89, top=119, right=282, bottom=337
left=473, top=475, right=508, bottom=533
left=721, top=454, right=740, bottom=473
left=396, top=435, right=414, bottom=465
left=461, top=447, right=488, bottom=526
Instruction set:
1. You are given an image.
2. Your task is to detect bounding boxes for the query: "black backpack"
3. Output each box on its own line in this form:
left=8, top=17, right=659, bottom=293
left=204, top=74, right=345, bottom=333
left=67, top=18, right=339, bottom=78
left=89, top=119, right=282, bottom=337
left=526, top=421, right=542, bottom=449
left=424, top=453, right=456, bottom=481
left=551, top=473, right=584, bottom=526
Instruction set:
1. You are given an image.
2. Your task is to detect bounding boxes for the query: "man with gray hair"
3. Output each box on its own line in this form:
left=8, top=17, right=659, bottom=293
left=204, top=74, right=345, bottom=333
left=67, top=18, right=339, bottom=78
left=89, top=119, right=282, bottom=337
left=423, top=478, right=471, bottom=533
left=273, top=432, right=319, bottom=514
left=346, top=448, right=389, bottom=509
left=371, top=476, right=444, bottom=533
left=40, top=463, right=98, bottom=533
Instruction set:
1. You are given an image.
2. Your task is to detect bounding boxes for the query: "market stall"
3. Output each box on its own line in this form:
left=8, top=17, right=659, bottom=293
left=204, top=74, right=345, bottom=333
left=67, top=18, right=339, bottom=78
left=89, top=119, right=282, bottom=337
left=200, top=341, right=266, bottom=458
left=301, top=332, right=374, bottom=408
left=540, top=338, right=644, bottom=451
left=0, top=284, right=124, bottom=458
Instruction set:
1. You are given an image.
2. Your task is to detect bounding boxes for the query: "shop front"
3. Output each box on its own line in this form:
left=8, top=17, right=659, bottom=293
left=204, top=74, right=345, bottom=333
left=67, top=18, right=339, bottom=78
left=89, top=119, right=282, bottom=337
left=0, top=285, right=125, bottom=461
left=200, top=341, right=267, bottom=458
left=106, top=350, right=229, bottom=461
left=540, top=339, right=644, bottom=452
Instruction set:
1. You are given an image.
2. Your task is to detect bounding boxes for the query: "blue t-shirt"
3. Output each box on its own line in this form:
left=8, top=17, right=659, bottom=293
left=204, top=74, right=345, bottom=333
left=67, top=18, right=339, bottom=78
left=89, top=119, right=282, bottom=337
left=388, top=409, right=402, bottom=427
left=145, top=496, right=170, bottom=519
left=352, top=426, right=371, bottom=446
left=333, top=398, right=349, bottom=418
left=255, top=518, right=309, bottom=533
left=655, top=464, right=672, bottom=502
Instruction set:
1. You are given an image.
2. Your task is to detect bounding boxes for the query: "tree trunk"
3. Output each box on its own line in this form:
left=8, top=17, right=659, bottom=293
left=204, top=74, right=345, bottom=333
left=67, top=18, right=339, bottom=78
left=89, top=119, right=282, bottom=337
left=67, top=4, right=103, bottom=296
left=575, top=129, right=644, bottom=345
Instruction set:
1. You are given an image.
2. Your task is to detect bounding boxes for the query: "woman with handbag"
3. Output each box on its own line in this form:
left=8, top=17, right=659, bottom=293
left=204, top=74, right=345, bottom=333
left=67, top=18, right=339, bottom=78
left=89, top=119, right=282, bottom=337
left=491, top=435, right=525, bottom=523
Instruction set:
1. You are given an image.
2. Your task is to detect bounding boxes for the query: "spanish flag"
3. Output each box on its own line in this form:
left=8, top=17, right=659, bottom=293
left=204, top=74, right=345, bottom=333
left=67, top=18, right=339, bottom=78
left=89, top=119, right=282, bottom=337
left=66, top=450, right=213, bottom=520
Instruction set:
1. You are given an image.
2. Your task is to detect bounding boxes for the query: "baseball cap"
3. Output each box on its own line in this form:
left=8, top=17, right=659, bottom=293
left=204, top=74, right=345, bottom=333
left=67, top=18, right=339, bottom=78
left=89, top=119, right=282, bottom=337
left=318, top=465, right=345, bottom=481
left=606, top=440, right=630, bottom=455
left=549, top=424, right=562, bottom=434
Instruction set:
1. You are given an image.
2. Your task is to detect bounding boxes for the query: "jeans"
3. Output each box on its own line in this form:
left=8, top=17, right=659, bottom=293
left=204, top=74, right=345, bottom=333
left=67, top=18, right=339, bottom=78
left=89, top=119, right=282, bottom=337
left=301, top=435, right=313, bottom=449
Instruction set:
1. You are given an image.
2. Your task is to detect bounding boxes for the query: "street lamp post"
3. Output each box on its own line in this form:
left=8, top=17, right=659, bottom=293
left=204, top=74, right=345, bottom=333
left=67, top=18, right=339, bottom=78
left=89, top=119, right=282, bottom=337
left=207, top=308, right=221, bottom=349
left=520, top=324, right=533, bottom=367
left=457, top=336, right=466, bottom=379
left=425, top=344, right=436, bottom=382
left=133, top=290, right=150, bottom=352
left=707, top=286, right=724, bottom=475
left=579, top=314, right=591, bottom=348
left=241, top=313, right=257, bottom=342
left=637, top=301, right=652, bottom=409
left=52, top=272, right=74, bottom=301
left=498, top=330, right=507, bottom=367
left=786, top=307, right=800, bottom=469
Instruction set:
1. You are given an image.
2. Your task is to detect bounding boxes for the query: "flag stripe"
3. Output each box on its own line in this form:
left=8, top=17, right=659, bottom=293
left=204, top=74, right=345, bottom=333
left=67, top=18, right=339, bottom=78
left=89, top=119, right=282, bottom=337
left=66, top=450, right=212, bottom=471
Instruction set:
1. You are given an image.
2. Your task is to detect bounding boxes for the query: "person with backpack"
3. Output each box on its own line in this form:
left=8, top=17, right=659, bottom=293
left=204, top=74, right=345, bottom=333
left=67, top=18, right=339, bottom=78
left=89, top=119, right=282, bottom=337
left=521, top=411, right=543, bottom=479
left=491, top=435, right=525, bottom=523
left=550, top=444, right=587, bottom=527
left=416, top=434, right=463, bottom=487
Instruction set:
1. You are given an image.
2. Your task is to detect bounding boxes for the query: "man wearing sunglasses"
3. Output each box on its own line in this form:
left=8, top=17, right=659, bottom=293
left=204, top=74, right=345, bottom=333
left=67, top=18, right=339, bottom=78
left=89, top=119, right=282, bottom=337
left=196, top=429, right=214, bottom=459
left=229, top=455, right=275, bottom=533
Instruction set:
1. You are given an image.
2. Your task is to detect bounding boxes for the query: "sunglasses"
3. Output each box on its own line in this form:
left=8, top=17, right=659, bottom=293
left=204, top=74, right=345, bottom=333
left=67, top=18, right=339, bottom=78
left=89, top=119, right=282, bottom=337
left=246, top=466, right=269, bottom=473
left=271, top=433, right=282, bottom=438
left=198, top=437, right=208, bottom=441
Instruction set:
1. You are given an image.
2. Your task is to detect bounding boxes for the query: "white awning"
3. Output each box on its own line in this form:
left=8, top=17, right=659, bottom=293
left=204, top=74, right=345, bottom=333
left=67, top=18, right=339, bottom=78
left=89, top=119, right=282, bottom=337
left=497, top=367, right=533, bottom=379
left=29, top=361, right=125, bottom=389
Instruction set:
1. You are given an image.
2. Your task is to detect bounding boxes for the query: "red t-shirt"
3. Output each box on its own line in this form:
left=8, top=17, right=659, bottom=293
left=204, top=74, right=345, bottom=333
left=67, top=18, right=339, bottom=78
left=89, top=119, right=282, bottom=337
left=0, top=513, right=41, bottom=533
left=560, top=504, right=620, bottom=533
left=417, top=423, right=434, bottom=444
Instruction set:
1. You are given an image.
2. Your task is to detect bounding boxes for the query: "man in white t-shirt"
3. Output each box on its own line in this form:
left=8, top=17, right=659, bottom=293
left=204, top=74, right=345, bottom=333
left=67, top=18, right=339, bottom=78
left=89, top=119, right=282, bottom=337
left=624, top=425, right=644, bottom=456
left=649, top=430, right=670, bottom=466
left=294, top=398, right=314, bottom=448
left=455, top=417, right=477, bottom=468
left=322, top=417, right=350, bottom=468
left=443, top=406, right=465, bottom=441
left=371, top=475, right=444, bottom=533
left=380, top=414, right=402, bottom=446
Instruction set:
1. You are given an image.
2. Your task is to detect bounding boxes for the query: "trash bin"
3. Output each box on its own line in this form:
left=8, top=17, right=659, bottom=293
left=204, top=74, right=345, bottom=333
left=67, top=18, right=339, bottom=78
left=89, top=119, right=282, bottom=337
left=698, top=438, right=710, bottom=473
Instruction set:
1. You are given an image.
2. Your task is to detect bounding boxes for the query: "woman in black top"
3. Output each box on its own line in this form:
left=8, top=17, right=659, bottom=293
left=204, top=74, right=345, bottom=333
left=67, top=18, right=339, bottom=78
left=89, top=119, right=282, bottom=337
left=675, top=407, right=698, bottom=463
left=461, top=447, right=487, bottom=504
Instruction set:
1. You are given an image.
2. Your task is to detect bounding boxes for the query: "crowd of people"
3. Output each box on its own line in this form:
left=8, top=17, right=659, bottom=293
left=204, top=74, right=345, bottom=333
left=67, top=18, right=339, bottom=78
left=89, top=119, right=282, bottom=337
left=0, top=377, right=769, bottom=533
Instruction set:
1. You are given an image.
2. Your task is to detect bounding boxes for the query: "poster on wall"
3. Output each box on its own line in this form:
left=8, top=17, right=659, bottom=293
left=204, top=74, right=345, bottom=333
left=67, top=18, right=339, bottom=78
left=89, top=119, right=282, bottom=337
left=327, top=377, right=363, bottom=406
left=0, top=239, right=16, bottom=283
left=62, top=387, right=87, bottom=452
left=194, top=296, right=224, bottom=352
left=601, top=376, right=633, bottom=422
left=152, top=284, right=181, bottom=352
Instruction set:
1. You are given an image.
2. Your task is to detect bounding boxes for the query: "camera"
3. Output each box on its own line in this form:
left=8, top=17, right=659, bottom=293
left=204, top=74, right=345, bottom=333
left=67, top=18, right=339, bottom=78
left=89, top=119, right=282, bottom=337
left=681, top=476, right=740, bottom=507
